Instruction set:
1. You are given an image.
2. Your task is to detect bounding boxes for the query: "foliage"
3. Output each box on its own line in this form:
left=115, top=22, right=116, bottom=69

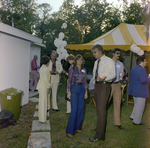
left=122, top=1, right=146, bottom=25
left=0, top=0, right=147, bottom=56
left=0, top=0, right=37, bottom=34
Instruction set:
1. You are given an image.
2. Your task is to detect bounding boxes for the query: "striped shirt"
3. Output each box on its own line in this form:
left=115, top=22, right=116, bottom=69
left=67, top=66, right=87, bottom=92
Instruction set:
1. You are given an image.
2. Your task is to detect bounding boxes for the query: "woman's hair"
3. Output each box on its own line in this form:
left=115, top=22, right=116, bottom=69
left=41, top=55, right=50, bottom=65
left=66, top=54, right=75, bottom=61
left=74, top=54, right=83, bottom=65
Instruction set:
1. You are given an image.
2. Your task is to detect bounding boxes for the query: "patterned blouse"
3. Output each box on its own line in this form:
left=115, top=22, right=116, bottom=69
left=67, top=66, right=87, bottom=92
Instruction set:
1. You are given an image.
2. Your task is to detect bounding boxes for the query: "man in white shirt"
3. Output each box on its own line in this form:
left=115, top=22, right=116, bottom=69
left=47, top=51, right=63, bottom=111
left=109, top=48, right=124, bottom=130
left=89, top=44, right=116, bottom=142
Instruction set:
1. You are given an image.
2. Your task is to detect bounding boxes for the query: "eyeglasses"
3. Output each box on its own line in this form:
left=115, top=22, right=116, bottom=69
left=116, top=52, right=121, bottom=55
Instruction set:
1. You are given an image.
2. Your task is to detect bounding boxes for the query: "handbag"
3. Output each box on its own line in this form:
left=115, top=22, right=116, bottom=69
left=65, top=93, right=70, bottom=101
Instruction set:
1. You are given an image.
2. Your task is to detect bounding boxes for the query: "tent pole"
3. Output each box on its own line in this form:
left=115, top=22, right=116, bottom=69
left=127, top=50, right=133, bottom=105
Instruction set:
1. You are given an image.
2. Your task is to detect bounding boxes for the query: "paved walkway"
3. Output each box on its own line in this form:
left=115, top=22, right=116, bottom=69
left=27, top=92, right=52, bottom=148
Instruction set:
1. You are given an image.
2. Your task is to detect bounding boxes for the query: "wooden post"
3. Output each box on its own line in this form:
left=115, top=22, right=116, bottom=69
left=127, top=50, right=134, bottom=105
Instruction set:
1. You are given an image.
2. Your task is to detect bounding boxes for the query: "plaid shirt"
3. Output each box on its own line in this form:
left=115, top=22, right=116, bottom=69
left=67, top=66, right=87, bottom=92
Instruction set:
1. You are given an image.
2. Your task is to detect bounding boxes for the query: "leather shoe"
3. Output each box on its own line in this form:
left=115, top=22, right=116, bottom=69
left=34, top=90, right=38, bottom=92
left=76, top=130, right=81, bottom=133
left=29, top=89, right=32, bottom=91
left=89, top=137, right=99, bottom=142
left=133, top=122, right=145, bottom=125
left=117, top=125, right=124, bottom=130
left=52, top=109, right=60, bottom=111
left=66, top=133, right=73, bottom=138
left=130, top=118, right=133, bottom=120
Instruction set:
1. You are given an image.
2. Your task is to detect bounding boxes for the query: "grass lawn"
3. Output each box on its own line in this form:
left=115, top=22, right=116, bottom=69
left=51, top=82, right=150, bottom=148
left=0, top=100, right=36, bottom=148
left=0, top=82, right=150, bottom=148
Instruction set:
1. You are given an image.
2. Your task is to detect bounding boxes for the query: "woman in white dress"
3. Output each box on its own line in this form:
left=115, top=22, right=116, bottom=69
left=36, top=56, right=51, bottom=123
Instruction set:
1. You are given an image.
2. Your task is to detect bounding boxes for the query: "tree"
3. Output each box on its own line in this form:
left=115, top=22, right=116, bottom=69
left=0, top=0, right=37, bottom=34
left=73, top=0, right=121, bottom=43
left=35, top=3, right=52, bottom=39
left=122, top=1, right=146, bottom=25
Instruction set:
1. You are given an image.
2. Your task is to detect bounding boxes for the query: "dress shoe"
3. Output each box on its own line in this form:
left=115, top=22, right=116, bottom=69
left=89, top=137, right=99, bottom=142
left=133, top=122, right=145, bottom=125
left=29, top=89, right=32, bottom=91
left=52, top=109, right=60, bottom=111
left=76, top=130, right=81, bottom=133
left=130, top=118, right=133, bottom=120
left=66, top=133, right=73, bottom=138
left=34, top=90, right=38, bottom=92
left=117, top=125, right=124, bottom=130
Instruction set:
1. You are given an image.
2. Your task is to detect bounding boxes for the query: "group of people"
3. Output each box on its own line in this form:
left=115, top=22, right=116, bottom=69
left=30, top=51, right=63, bottom=123
left=29, top=43, right=150, bottom=141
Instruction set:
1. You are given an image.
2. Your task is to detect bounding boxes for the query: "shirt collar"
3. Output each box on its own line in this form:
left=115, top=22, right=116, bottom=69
left=100, top=55, right=105, bottom=60
left=139, top=64, right=144, bottom=68
left=97, top=55, right=105, bottom=61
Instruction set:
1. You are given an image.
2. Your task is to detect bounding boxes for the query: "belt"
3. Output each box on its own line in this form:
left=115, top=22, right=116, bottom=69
left=95, top=81, right=112, bottom=84
left=112, top=81, right=120, bottom=84
left=72, top=83, right=83, bottom=85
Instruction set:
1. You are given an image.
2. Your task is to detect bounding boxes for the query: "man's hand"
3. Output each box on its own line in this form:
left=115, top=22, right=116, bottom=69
left=50, top=71, right=54, bottom=74
left=98, top=76, right=107, bottom=81
left=55, top=71, right=59, bottom=74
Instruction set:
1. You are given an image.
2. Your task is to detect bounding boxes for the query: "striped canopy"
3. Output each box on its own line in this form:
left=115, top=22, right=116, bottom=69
left=66, top=23, right=150, bottom=51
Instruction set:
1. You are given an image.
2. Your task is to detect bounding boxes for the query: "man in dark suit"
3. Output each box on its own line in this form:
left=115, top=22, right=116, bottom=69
left=128, top=56, right=150, bottom=125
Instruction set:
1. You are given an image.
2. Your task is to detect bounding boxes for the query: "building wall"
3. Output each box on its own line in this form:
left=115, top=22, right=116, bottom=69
left=0, top=33, right=30, bottom=108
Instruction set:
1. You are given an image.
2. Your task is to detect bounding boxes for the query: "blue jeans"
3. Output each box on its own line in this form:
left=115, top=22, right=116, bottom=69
left=66, top=84, right=85, bottom=135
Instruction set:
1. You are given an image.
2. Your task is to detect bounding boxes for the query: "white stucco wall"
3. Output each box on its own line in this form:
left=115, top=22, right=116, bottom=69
left=0, top=33, right=30, bottom=107
left=0, top=22, right=45, bottom=112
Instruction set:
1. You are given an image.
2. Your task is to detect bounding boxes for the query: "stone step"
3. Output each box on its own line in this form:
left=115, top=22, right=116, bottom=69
left=29, top=97, right=39, bottom=103
left=31, top=120, right=51, bottom=131
left=27, top=132, right=51, bottom=148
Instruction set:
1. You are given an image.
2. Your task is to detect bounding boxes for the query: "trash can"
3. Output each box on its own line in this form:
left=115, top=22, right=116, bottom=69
left=0, top=87, right=23, bottom=121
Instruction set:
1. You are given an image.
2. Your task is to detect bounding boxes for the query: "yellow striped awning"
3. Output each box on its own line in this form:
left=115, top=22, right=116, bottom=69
left=66, top=23, right=150, bottom=51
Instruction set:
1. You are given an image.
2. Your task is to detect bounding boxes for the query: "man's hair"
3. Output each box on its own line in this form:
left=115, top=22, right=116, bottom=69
left=91, top=44, right=105, bottom=54
left=112, top=48, right=121, bottom=54
left=41, top=55, right=50, bottom=65
left=136, top=56, right=146, bottom=65
left=74, top=54, right=83, bottom=65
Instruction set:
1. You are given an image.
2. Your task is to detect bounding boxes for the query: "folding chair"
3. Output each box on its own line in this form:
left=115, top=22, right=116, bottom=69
left=89, top=89, right=96, bottom=107
left=121, top=83, right=127, bottom=101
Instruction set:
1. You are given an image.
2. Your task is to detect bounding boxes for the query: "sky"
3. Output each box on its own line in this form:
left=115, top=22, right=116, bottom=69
left=36, top=0, right=129, bottom=13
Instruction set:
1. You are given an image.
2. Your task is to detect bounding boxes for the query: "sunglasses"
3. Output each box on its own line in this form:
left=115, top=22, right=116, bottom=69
left=116, top=52, right=121, bottom=55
